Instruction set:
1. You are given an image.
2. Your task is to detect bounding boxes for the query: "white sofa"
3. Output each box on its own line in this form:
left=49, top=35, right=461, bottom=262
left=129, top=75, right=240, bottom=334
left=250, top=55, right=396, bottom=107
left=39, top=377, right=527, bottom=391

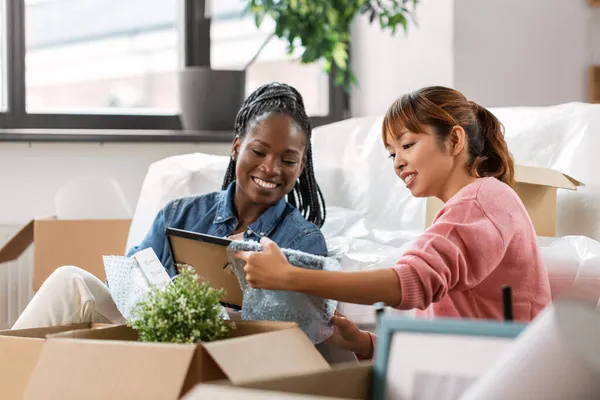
left=127, top=102, right=600, bottom=325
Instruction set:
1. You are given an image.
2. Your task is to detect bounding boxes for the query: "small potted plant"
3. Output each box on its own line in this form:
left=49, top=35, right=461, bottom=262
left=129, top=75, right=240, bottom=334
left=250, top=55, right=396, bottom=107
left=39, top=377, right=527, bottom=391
left=130, top=266, right=232, bottom=344
left=178, top=0, right=247, bottom=132
left=179, top=0, right=418, bottom=130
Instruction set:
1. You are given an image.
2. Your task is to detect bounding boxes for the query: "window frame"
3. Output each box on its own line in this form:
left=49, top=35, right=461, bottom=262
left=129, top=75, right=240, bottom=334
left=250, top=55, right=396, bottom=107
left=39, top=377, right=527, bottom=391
left=0, top=0, right=349, bottom=137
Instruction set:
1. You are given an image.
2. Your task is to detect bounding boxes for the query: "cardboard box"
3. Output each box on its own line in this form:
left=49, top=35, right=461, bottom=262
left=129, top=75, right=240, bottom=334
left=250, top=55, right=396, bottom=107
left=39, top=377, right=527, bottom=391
left=0, top=217, right=131, bottom=290
left=0, top=323, right=110, bottom=400
left=24, top=321, right=331, bottom=400
left=185, top=362, right=372, bottom=400
left=425, top=165, right=583, bottom=237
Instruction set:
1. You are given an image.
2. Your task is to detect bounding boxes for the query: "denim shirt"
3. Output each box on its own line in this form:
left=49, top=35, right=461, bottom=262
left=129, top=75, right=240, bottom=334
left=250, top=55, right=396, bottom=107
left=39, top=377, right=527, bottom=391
left=126, top=182, right=328, bottom=278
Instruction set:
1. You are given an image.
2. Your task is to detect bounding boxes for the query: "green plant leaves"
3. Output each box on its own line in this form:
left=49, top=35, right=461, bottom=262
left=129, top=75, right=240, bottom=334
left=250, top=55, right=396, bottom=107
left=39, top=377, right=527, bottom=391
left=129, top=266, right=232, bottom=344
left=243, top=0, right=418, bottom=92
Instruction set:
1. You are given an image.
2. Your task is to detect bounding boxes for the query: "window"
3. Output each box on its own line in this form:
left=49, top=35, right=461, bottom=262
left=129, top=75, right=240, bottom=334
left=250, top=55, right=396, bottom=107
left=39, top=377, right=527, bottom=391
left=211, top=0, right=330, bottom=117
left=0, top=0, right=347, bottom=133
left=0, top=0, right=7, bottom=111
left=25, top=0, right=180, bottom=114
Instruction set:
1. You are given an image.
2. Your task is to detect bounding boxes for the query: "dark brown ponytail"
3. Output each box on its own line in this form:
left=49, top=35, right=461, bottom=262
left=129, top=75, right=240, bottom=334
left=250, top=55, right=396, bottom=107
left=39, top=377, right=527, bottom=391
left=470, top=102, right=515, bottom=188
left=382, top=86, right=515, bottom=188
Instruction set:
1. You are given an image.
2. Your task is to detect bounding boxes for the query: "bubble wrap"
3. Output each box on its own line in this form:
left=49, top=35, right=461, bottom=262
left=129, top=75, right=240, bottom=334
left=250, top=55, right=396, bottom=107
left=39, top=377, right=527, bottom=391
left=103, top=255, right=153, bottom=320
left=103, top=255, right=229, bottom=321
left=226, top=240, right=339, bottom=344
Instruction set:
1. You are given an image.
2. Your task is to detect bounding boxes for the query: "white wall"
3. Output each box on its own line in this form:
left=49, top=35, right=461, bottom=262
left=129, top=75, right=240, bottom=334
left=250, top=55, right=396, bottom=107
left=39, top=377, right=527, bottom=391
left=455, top=0, right=600, bottom=107
left=350, top=0, right=455, bottom=117
left=0, top=142, right=230, bottom=225
left=352, top=0, right=600, bottom=111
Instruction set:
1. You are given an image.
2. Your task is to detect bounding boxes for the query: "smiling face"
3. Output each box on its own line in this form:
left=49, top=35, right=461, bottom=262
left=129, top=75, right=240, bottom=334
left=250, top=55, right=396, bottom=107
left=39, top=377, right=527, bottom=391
left=232, top=113, right=306, bottom=209
left=385, top=125, right=457, bottom=199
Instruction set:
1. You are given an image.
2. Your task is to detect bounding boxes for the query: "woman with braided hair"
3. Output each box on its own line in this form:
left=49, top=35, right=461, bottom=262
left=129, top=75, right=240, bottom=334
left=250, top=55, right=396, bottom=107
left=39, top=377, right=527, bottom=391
left=221, top=81, right=326, bottom=230
left=12, top=82, right=328, bottom=329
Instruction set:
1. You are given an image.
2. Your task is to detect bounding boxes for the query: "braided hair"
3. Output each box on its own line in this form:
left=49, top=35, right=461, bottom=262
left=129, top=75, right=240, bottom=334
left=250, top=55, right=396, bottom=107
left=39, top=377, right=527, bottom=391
left=221, top=82, right=326, bottom=228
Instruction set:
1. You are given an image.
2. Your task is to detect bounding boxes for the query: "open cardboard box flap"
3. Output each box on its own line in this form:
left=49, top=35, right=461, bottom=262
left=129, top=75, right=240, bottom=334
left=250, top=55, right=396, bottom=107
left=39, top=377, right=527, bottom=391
left=203, top=324, right=330, bottom=385
left=0, top=217, right=131, bottom=290
left=426, top=164, right=585, bottom=237
left=0, top=219, right=35, bottom=263
left=25, top=321, right=330, bottom=400
left=514, top=165, right=583, bottom=190
left=25, top=338, right=197, bottom=400
left=186, top=362, right=372, bottom=400
left=0, top=323, right=110, bottom=400
left=237, top=362, right=371, bottom=399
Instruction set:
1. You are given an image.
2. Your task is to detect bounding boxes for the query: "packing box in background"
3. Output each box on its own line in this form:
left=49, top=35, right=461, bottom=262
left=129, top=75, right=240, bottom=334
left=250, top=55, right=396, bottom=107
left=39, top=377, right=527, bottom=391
left=184, top=362, right=372, bottom=400
left=0, top=323, right=110, bottom=400
left=0, top=217, right=131, bottom=290
left=24, top=321, right=330, bottom=400
left=426, top=165, right=583, bottom=237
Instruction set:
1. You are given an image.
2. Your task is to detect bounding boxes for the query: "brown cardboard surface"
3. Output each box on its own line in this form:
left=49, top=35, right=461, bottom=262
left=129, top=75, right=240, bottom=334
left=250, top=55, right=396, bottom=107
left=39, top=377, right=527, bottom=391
left=0, top=323, right=94, bottom=338
left=168, top=234, right=244, bottom=307
left=25, top=339, right=197, bottom=400
left=0, top=337, right=44, bottom=400
left=204, top=327, right=330, bottom=384
left=237, top=362, right=371, bottom=399
left=33, top=219, right=131, bottom=288
left=425, top=165, right=584, bottom=237
left=515, top=183, right=557, bottom=237
left=0, top=218, right=131, bottom=290
left=26, top=321, right=330, bottom=399
left=48, top=323, right=139, bottom=341
left=0, top=323, right=112, bottom=400
left=515, top=165, right=583, bottom=189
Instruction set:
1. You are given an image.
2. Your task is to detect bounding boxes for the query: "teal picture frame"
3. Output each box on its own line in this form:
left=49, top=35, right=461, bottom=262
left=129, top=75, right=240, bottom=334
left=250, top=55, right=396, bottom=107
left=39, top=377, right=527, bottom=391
left=372, top=316, right=527, bottom=400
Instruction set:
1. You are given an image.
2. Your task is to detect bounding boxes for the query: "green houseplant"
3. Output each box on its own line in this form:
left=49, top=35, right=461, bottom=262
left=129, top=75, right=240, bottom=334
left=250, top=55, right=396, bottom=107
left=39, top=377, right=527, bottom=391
left=244, top=0, right=419, bottom=92
left=130, top=266, right=233, bottom=344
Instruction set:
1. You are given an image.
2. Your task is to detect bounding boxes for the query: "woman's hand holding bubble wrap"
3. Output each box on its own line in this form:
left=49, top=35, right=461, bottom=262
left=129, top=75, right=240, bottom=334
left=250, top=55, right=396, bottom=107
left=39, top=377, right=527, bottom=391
left=234, top=237, right=296, bottom=290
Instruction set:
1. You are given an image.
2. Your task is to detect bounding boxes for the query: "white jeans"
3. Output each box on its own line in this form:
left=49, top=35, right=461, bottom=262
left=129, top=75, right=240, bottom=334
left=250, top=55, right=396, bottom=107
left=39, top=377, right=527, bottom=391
left=11, top=265, right=126, bottom=330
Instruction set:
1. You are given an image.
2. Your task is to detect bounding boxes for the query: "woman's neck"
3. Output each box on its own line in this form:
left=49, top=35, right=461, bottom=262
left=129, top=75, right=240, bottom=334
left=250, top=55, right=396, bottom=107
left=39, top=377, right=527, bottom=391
left=438, top=168, right=477, bottom=203
left=233, top=191, right=269, bottom=233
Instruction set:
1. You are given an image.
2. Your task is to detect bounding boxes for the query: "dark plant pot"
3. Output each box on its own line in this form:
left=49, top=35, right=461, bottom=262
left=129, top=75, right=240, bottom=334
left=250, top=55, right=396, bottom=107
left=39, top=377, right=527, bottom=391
left=178, top=67, right=246, bottom=131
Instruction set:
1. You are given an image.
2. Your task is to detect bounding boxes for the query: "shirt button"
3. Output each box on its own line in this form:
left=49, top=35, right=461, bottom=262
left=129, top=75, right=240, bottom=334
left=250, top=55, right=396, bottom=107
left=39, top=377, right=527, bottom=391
left=260, top=232, right=265, bottom=236
left=246, top=229, right=253, bottom=235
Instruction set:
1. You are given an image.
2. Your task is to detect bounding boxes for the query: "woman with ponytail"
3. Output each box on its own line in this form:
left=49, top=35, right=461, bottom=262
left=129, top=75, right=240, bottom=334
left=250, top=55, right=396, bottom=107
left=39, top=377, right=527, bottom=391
left=235, top=86, right=552, bottom=359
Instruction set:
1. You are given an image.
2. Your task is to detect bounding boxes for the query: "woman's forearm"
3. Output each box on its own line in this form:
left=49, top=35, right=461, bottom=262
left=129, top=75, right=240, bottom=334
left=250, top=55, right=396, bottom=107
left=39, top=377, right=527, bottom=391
left=285, top=267, right=402, bottom=307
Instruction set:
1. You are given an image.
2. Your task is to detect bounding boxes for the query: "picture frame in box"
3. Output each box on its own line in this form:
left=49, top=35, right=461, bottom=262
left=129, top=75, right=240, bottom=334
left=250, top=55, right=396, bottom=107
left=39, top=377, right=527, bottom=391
left=372, top=316, right=526, bottom=400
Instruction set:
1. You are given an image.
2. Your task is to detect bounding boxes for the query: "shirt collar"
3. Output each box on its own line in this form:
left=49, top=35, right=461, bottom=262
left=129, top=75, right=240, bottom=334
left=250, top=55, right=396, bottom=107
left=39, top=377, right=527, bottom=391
left=214, top=181, right=288, bottom=237
left=214, top=182, right=238, bottom=223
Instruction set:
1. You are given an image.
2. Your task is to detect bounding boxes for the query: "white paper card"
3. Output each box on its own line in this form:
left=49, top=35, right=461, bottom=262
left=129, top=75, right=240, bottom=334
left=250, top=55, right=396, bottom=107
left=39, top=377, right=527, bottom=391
left=386, top=332, right=514, bottom=400
left=133, top=247, right=171, bottom=286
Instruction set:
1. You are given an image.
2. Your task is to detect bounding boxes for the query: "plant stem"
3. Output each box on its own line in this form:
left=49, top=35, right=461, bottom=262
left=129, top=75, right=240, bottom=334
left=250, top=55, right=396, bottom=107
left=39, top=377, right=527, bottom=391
left=245, top=32, right=276, bottom=70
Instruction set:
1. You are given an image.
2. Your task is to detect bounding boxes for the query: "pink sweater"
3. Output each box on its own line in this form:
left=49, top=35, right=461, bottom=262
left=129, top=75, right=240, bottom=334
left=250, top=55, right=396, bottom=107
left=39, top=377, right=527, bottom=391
left=393, top=177, right=551, bottom=322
